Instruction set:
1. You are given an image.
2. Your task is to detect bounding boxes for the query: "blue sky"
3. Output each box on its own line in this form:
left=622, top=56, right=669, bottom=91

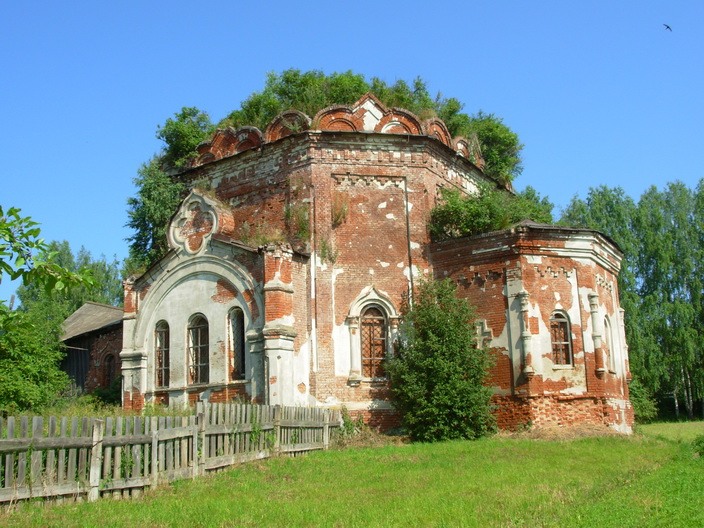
left=1, top=1, right=702, bottom=303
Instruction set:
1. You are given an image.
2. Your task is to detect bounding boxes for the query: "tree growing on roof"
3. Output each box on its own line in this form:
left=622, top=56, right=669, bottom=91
left=126, top=70, right=525, bottom=271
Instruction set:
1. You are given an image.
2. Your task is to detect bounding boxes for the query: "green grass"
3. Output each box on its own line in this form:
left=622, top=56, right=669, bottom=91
left=2, top=423, right=702, bottom=527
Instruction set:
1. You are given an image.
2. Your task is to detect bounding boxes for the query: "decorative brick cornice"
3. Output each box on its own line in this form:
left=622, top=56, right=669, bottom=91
left=190, top=93, right=485, bottom=170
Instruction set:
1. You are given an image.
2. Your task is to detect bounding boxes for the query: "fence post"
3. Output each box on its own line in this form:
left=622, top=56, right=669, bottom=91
left=323, top=409, right=330, bottom=450
left=88, top=419, right=105, bottom=502
left=273, top=405, right=281, bottom=455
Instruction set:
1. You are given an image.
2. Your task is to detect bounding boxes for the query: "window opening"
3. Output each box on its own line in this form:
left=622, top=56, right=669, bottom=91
left=361, top=306, right=387, bottom=378
left=155, top=321, right=170, bottom=388
left=188, top=315, right=209, bottom=384
left=105, top=354, right=116, bottom=386
left=550, top=312, right=573, bottom=365
left=230, top=308, right=245, bottom=380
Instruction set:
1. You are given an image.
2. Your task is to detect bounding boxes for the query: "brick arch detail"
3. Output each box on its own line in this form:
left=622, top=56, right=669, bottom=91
left=314, top=106, right=361, bottom=131
left=265, top=110, right=311, bottom=142
left=192, top=127, right=263, bottom=167
left=376, top=111, right=423, bottom=135
left=423, top=118, right=452, bottom=147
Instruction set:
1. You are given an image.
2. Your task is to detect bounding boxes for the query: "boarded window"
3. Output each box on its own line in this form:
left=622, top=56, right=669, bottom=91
left=188, top=315, right=209, bottom=384
left=230, top=308, right=245, bottom=380
left=155, top=321, right=170, bottom=388
left=361, top=306, right=387, bottom=379
left=550, top=312, right=573, bottom=365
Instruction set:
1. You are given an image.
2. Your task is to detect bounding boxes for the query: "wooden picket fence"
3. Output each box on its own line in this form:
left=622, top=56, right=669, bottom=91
left=0, top=403, right=340, bottom=505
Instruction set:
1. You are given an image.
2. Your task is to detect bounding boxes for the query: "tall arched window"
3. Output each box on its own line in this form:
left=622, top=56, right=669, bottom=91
left=550, top=312, right=573, bottom=365
left=361, top=305, right=387, bottom=379
left=229, top=308, right=245, bottom=380
left=105, top=354, right=116, bottom=386
left=188, top=315, right=209, bottom=384
left=155, top=320, right=170, bottom=388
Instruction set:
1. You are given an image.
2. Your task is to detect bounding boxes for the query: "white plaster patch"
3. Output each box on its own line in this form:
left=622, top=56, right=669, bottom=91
left=360, top=100, right=383, bottom=130
left=332, top=321, right=350, bottom=376
left=378, top=201, right=387, bottom=209
left=526, top=255, right=543, bottom=264
left=403, top=265, right=421, bottom=279
left=554, top=292, right=561, bottom=301
left=397, top=262, right=404, bottom=268
left=314, top=253, right=328, bottom=271
left=410, top=241, right=420, bottom=250
left=377, top=260, right=390, bottom=268
left=386, top=213, right=396, bottom=220
left=369, top=268, right=375, bottom=275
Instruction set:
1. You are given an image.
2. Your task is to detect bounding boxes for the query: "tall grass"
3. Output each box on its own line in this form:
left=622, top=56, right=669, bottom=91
left=1, top=423, right=702, bottom=527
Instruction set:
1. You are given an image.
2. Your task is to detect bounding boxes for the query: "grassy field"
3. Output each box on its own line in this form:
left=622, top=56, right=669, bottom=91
left=1, top=422, right=702, bottom=527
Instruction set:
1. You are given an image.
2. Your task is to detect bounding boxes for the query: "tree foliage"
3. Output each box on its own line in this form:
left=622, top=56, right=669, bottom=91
left=0, top=207, right=96, bottom=413
left=430, top=185, right=553, bottom=241
left=387, top=279, right=495, bottom=441
left=17, top=240, right=122, bottom=311
left=560, top=181, right=704, bottom=420
left=125, top=158, right=186, bottom=274
left=1, top=206, right=90, bottom=295
left=157, top=107, right=214, bottom=170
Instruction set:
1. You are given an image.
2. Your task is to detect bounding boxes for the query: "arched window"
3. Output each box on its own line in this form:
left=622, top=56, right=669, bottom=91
left=105, top=354, right=116, bottom=386
left=188, top=315, right=209, bottom=384
left=155, top=321, right=170, bottom=388
left=550, top=312, right=573, bottom=365
left=604, top=317, right=615, bottom=372
left=361, top=305, right=387, bottom=379
left=229, top=308, right=245, bottom=380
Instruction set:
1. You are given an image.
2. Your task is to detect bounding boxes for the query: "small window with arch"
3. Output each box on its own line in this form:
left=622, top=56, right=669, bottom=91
left=550, top=311, right=573, bottom=366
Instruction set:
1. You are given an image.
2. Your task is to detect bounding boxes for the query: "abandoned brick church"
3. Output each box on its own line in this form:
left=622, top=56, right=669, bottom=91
left=120, top=94, right=634, bottom=433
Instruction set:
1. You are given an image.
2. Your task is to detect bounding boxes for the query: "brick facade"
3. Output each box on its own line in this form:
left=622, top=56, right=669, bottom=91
left=120, top=94, right=633, bottom=433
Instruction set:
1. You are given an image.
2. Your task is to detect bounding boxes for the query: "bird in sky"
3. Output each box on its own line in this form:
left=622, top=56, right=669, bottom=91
left=663, top=24, right=672, bottom=31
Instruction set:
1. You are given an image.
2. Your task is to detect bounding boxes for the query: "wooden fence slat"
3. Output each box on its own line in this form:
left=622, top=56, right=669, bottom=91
left=57, top=417, right=67, bottom=484
left=46, top=417, right=57, bottom=485
left=4, top=417, right=15, bottom=488
left=16, top=416, right=28, bottom=487
left=179, top=416, right=188, bottom=470
left=77, top=417, right=90, bottom=483
left=102, top=417, right=113, bottom=493
left=165, top=416, right=174, bottom=472
left=30, top=417, right=43, bottom=490
left=67, top=418, right=78, bottom=484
